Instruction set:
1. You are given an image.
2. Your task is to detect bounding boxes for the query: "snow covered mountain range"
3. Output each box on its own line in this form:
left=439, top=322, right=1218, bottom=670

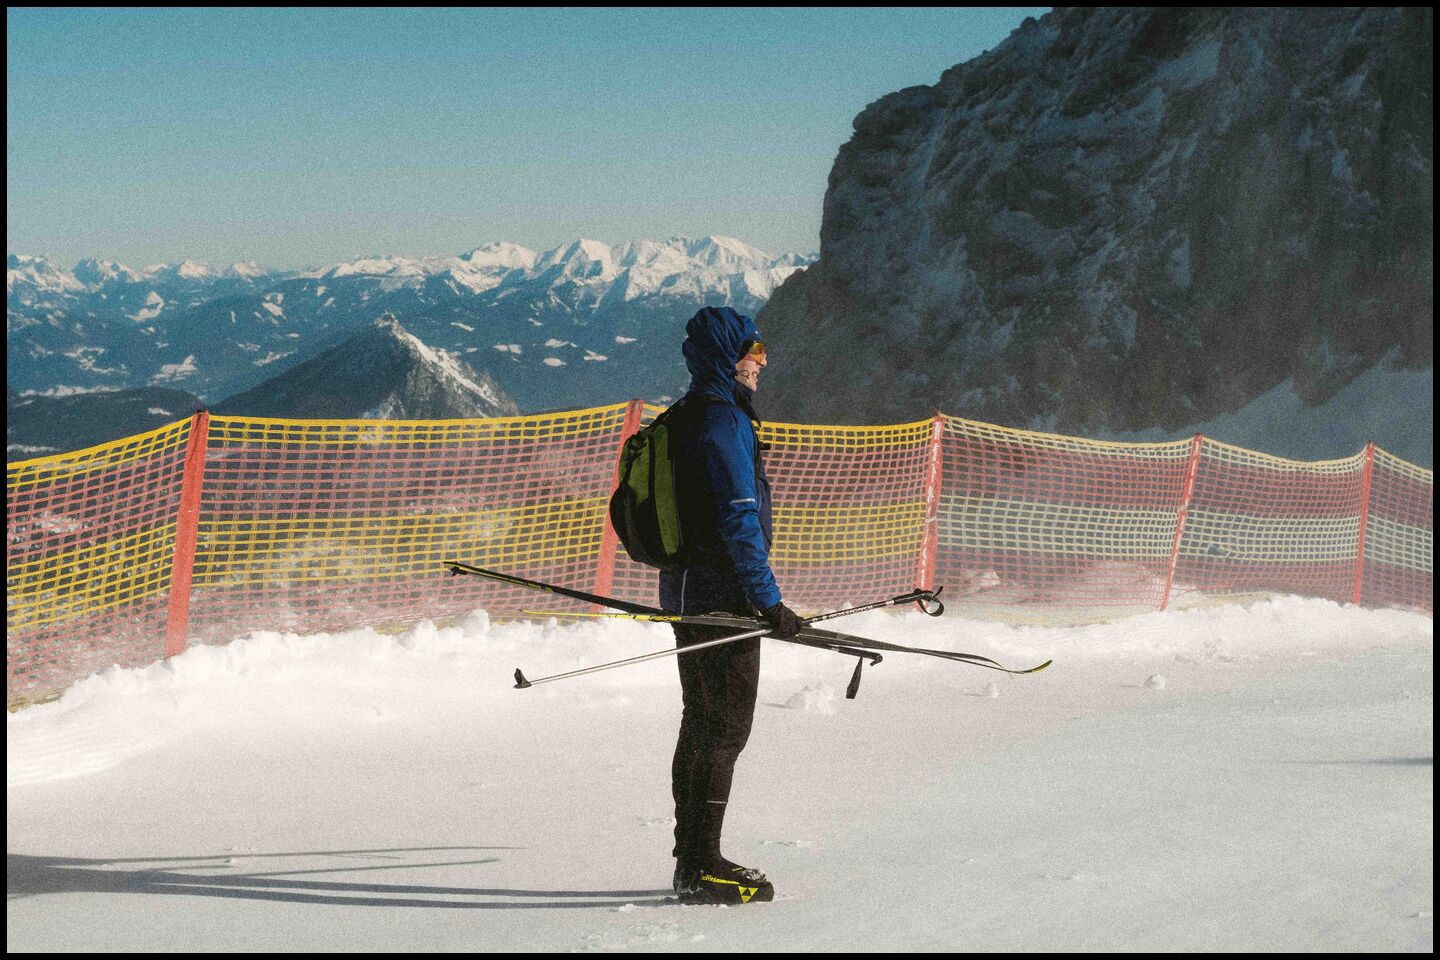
left=7, top=236, right=811, bottom=413
left=6, top=317, right=518, bottom=459
left=758, top=8, right=1432, bottom=449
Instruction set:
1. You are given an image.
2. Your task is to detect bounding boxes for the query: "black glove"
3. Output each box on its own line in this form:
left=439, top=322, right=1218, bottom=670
left=761, top=601, right=803, bottom=639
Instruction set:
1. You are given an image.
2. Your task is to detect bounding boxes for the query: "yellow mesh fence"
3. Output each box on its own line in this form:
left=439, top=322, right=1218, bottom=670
left=6, top=402, right=1433, bottom=704
left=185, top=405, right=631, bottom=643
left=7, top=419, right=194, bottom=701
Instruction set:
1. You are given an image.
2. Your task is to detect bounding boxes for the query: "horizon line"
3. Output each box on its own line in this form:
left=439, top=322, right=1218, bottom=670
left=8, top=233, right=821, bottom=274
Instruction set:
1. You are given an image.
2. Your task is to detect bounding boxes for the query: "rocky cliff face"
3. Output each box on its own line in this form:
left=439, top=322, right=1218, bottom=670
left=759, top=8, right=1432, bottom=432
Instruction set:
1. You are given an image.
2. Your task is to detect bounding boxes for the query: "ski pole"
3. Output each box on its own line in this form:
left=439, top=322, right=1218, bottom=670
left=521, top=609, right=1052, bottom=676
left=513, top=624, right=770, bottom=689
left=445, top=560, right=945, bottom=618
left=513, top=588, right=944, bottom=690
left=445, top=561, right=898, bottom=693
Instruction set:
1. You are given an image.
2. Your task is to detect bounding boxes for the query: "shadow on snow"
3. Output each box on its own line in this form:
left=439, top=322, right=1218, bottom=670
left=7, top=848, right=674, bottom=909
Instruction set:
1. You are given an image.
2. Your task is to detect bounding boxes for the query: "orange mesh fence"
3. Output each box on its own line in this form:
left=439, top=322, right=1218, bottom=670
left=937, top=417, right=1196, bottom=619
left=185, top=407, right=633, bottom=646
left=1363, top=448, right=1434, bottom=611
left=7, top=404, right=1433, bottom=703
left=1171, top=441, right=1371, bottom=607
left=761, top=416, right=936, bottom=609
left=7, top=421, right=194, bottom=700
left=607, top=411, right=939, bottom=611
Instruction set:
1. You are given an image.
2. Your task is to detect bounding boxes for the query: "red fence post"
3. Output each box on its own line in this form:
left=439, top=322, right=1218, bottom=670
left=594, top=400, right=646, bottom=602
left=1352, top=442, right=1377, bottom=606
left=915, top=413, right=945, bottom=593
left=1161, top=434, right=1205, bottom=611
left=165, top=411, right=210, bottom=657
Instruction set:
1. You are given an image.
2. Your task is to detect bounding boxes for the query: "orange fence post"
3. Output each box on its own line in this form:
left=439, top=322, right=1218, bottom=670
left=1352, top=442, right=1377, bottom=605
left=593, top=399, right=646, bottom=601
left=914, top=413, right=945, bottom=593
left=1161, top=434, right=1205, bottom=610
left=164, top=411, right=210, bottom=657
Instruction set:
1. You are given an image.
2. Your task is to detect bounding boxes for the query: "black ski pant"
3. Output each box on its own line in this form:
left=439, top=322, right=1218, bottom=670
left=671, top=623, right=761, bottom=866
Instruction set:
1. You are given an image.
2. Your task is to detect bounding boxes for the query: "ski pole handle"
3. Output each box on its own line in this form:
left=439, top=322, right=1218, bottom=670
left=800, top=586, right=945, bottom=623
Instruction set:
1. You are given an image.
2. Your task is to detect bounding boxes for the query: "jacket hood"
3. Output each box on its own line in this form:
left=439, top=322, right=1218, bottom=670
left=682, top=306, right=761, bottom=403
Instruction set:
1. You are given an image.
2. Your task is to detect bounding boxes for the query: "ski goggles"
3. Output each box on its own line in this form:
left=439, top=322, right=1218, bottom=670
left=739, top=339, right=767, bottom=365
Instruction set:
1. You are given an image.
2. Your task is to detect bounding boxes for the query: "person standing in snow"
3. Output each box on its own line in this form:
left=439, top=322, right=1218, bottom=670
left=660, top=306, right=801, bottom=905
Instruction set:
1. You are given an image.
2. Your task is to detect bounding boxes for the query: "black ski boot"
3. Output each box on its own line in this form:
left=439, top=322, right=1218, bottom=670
left=673, top=860, right=700, bottom=898
left=677, top=858, right=773, bottom=905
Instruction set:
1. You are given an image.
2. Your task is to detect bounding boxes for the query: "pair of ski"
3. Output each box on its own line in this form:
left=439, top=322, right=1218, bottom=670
left=443, top=561, right=1051, bottom=698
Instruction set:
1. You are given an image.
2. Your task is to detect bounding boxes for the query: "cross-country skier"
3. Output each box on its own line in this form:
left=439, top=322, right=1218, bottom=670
left=660, top=306, right=802, bottom=905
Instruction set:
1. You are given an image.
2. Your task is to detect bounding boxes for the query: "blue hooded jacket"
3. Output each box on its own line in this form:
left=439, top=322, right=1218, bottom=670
left=657, top=307, right=782, bottom=615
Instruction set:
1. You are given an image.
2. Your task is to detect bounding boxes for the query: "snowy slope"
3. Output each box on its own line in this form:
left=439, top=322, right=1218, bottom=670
left=7, top=598, right=1432, bottom=951
left=1103, top=357, right=1434, bottom=467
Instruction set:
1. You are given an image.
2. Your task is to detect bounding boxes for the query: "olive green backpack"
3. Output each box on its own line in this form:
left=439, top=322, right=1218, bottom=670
left=608, top=396, right=719, bottom=569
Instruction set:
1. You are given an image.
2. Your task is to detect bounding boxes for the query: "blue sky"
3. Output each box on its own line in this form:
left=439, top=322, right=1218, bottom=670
left=7, top=7, right=1048, bottom=269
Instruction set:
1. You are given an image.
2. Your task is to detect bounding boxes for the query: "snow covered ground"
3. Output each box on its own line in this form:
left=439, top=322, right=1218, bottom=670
left=7, top=598, right=1433, bottom=952
left=1105, top=360, right=1434, bottom=468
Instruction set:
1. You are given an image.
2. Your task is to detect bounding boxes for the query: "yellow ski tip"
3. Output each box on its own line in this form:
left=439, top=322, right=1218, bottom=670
left=521, top=609, right=683, bottom=623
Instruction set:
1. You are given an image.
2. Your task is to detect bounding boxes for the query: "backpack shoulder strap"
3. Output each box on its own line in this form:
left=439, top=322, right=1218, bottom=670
left=658, top=392, right=726, bottom=430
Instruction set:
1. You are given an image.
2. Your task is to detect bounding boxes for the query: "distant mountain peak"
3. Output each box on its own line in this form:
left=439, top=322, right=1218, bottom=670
left=226, top=261, right=272, bottom=279
left=307, top=255, right=430, bottom=281
left=143, top=260, right=219, bottom=281
left=368, top=311, right=408, bottom=340
left=256, top=237, right=806, bottom=288
left=535, top=238, right=618, bottom=276
left=175, top=260, right=215, bottom=279
left=683, top=234, right=770, bottom=260
left=6, top=254, right=88, bottom=296
left=73, top=258, right=147, bottom=285
left=215, top=313, right=518, bottom=420
left=459, top=242, right=538, bottom=271
left=570, top=238, right=613, bottom=260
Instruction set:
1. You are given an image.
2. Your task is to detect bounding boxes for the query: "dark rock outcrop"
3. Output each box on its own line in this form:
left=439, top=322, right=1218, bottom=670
left=760, top=8, right=1432, bottom=432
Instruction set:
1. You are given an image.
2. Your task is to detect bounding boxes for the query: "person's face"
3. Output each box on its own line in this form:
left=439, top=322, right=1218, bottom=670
left=735, top=355, right=763, bottom=391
